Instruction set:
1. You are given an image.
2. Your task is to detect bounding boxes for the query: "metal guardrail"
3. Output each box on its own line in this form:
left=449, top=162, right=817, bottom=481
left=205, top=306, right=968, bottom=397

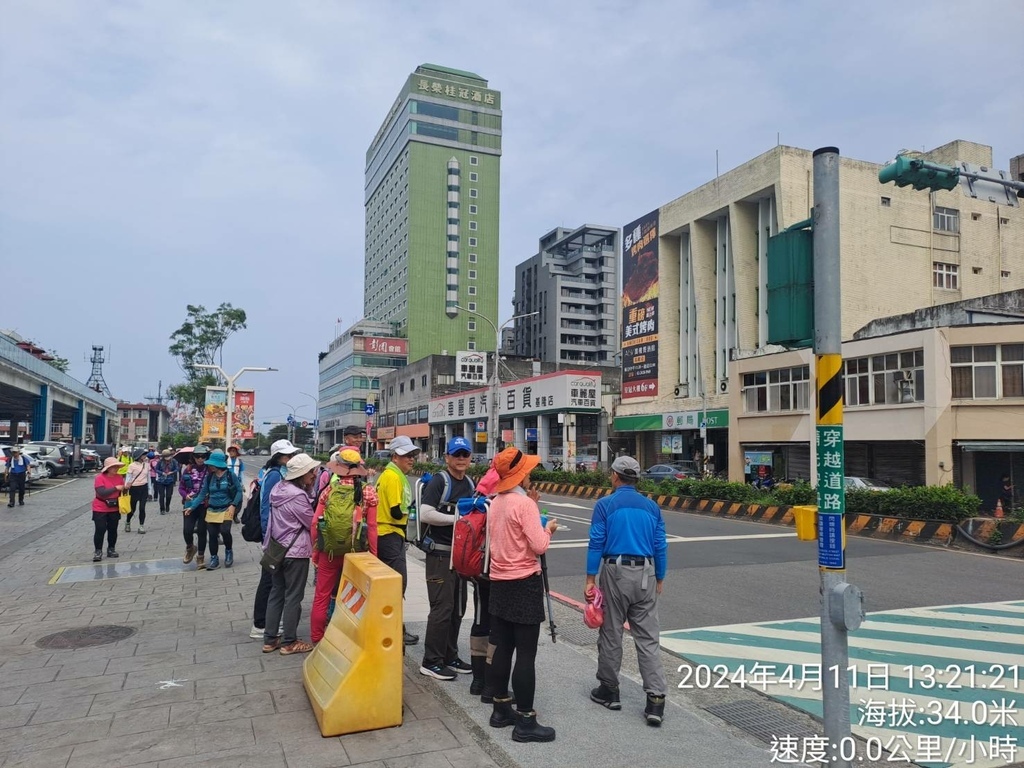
left=0, top=335, right=117, bottom=412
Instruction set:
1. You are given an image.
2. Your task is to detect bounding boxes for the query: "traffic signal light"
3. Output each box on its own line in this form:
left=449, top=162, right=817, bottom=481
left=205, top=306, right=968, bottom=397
left=878, top=155, right=959, bottom=191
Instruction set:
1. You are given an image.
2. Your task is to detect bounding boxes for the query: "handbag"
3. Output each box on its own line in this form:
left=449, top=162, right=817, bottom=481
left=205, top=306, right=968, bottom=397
left=117, top=492, right=131, bottom=515
left=260, top=507, right=306, bottom=573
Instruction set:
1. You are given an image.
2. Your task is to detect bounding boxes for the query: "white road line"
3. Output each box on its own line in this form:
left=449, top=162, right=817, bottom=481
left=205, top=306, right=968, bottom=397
left=26, top=478, right=76, bottom=494
left=547, top=532, right=791, bottom=549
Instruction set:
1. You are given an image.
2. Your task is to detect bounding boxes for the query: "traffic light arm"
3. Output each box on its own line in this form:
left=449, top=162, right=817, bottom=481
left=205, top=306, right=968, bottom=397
left=880, top=155, right=1024, bottom=199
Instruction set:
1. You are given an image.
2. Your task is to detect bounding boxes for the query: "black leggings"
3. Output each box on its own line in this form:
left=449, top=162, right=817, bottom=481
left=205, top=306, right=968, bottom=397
left=127, top=485, right=147, bottom=525
left=183, top=509, right=207, bottom=553
left=488, top=615, right=540, bottom=712
left=207, top=521, right=233, bottom=556
left=93, top=512, right=118, bottom=551
left=156, top=483, right=175, bottom=510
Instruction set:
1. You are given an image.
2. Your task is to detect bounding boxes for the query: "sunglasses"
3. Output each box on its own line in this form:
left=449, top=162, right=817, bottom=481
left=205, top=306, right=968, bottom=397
left=451, top=451, right=471, bottom=458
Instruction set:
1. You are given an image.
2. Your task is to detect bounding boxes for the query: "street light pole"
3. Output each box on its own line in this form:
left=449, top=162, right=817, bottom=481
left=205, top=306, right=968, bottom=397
left=281, top=402, right=307, bottom=447
left=298, top=391, right=318, bottom=450
left=194, top=364, right=277, bottom=449
left=450, top=306, right=539, bottom=457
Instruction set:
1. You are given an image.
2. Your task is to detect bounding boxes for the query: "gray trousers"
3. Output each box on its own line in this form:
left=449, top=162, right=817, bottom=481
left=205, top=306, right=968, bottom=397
left=597, top=562, right=667, bottom=696
left=264, top=557, right=310, bottom=644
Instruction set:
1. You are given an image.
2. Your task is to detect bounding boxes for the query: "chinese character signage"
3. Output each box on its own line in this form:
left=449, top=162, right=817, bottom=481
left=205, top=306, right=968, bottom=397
left=816, top=425, right=846, bottom=570
left=353, top=336, right=408, bottom=357
left=621, top=210, right=659, bottom=399
left=428, top=372, right=602, bottom=424
left=231, top=390, right=255, bottom=441
left=414, top=77, right=499, bottom=107
left=200, top=387, right=227, bottom=442
left=456, top=351, right=486, bottom=384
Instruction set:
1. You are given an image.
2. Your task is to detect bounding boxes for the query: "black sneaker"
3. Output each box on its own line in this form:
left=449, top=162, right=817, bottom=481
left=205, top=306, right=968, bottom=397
left=445, top=658, right=472, bottom=674
left=645, top=694, right=666, bottom=726
left=419, top=664, right=457, bottom=681
left=92, top=550, right=102, bottom=562
left=106, top=549, right=119, bottom=558
left=403, top=630, right=419, bottom=646
left=590, top=683, right=621, bottom=710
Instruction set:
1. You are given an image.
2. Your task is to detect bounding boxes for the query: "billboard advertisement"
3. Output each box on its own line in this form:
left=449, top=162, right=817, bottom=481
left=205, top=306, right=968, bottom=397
left=200, top=387, right=228, bottom=442
left=621, top=210, right=660, bottom=398
left=353, top=336, right=408, bottom=356
left=231, top=390, right=256, bottom=441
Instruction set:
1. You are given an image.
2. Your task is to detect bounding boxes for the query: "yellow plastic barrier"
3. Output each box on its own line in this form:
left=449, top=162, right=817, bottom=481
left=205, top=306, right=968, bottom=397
left=303, top=552, right=403, bottom=736
left=793, top=505, right=818, bottom=541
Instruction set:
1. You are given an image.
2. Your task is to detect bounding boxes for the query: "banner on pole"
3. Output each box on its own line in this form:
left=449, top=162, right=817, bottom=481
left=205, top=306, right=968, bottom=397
left=231, top=390, right=255, bottom=441
left=621, top=210, right=660, bottom=399
left=200, top=387, right=228, bottom=442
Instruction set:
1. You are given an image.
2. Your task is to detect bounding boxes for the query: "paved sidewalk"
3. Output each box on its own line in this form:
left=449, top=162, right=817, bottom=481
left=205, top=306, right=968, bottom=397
left=0, top=479, right=500, bottom=768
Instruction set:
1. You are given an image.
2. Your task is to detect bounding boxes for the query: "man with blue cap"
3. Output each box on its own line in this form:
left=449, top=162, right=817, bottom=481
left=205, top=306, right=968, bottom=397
left=417, top=435, right=476, bottom=681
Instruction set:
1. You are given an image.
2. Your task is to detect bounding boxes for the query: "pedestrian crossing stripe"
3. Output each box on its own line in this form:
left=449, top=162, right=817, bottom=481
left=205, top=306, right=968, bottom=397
left=661, top=601, right=1024, bottom=768
left=336, top=578, right=366, bottom=620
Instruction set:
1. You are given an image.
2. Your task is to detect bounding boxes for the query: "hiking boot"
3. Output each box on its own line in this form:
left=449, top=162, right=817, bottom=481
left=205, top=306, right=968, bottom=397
left=206, top=555, right=220, bottom=571
left=183, top=545, right=196, bottom=564
left=93, top=550, right=102, bottom=562
left=403, top=628, right=419, bottom=646
left=195, top=554, right=206, bottom=570
left=419, top=664, right=456, bottom=681
left=645, top=694, right=666, bottom=726
left=590, top=683, right=621, bottom=710
left=489, top=697, right=515, bottom=728
left=224, top=549, right=233, bottom=568
left=512, top=710, right=556, bottom=743
left=446, top=658, right=472, bottom=675
left=106, top=548, right=119, bottom=558
left=138, top=525, right=145, bottom=534
left=469, top=656, right=486, bottom=695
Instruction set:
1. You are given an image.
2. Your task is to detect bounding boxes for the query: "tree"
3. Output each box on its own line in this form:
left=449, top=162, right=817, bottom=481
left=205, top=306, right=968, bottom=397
left=167, top=303, right=247, bottom=411
left=267, top=425, right=289, bottom=442
left=45, top=354, right=70, bottom=373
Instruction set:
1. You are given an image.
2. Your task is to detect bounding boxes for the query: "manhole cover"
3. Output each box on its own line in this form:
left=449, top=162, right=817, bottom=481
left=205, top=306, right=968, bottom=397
left=704, top=700, right=816, bottom=744
left=35, top=624, right=136, bottom=650
left=556, top=623, right=599, bottom=646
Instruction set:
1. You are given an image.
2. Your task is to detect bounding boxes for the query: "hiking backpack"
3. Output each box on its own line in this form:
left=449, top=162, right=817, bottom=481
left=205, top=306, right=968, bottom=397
left=316, top=476, right=376, bottom=557
left=413, top=471, right=475, bottom=555
left=451, top=495, right=490, bottom=579
left=240, top=475, right=263, bottom=542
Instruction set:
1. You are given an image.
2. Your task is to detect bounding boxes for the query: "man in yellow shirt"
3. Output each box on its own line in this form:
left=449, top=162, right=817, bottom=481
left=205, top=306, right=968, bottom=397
left=376, top=435, right=420, bottom=646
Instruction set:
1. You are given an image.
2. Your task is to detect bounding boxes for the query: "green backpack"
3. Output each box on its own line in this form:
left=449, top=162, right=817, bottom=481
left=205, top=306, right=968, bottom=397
left=316, top=477, right=370, bottom=557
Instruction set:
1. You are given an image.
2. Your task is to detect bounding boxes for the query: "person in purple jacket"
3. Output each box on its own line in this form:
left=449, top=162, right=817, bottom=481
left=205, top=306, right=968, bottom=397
left=180, top=445, right=211, bottom=569
left=262, top=452, right=319, bottom=656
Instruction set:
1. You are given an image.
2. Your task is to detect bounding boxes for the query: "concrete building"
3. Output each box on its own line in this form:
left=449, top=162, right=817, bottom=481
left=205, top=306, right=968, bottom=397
left=729, top=290, right=1024, bottom=509
left=363, top=64, right=501, bottom=361
left=512, top=225, right=620, bottom=365
left=116, top=403, right=171, bottom=448
left=613, top=140, right=1024, bottom=474
left=316, top=320, right=408, bottom=451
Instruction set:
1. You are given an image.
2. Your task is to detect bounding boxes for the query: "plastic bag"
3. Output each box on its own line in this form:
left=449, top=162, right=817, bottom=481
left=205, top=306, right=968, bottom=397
left=118, top=492, right=131, bottom=515
left=584, top=585, right=604, bottom=629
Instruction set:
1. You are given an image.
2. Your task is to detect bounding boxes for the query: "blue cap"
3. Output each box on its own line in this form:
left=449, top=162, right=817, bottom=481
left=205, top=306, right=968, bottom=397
left=447, top=436, right=472, bottom=455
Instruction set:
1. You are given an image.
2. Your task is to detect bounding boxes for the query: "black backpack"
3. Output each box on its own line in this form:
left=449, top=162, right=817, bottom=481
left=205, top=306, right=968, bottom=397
left=240, top=474, right=264, bottom=542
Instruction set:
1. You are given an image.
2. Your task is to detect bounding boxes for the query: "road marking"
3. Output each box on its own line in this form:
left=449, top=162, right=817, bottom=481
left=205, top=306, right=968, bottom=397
left=157, top=678, right=187, bottom=689
left=547, top=532, right=790, bottom=549
left=27, top=478, right=76, bottom=494
left=539, top=500, right=593, bottom=510
left=47, top=567, right=65, bottom=585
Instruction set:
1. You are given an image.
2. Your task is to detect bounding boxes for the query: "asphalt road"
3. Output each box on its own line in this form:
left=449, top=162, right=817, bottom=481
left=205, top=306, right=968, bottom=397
left=536, top=491, right=1024, bottom=631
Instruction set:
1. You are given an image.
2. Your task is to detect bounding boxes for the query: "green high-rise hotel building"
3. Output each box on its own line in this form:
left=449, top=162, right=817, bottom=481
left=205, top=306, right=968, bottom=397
left=364, top=64, right=501, bottom=362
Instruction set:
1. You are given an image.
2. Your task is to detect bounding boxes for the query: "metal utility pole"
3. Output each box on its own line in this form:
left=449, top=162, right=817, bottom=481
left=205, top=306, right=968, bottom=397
left=812, top=147, right=864, bottom=768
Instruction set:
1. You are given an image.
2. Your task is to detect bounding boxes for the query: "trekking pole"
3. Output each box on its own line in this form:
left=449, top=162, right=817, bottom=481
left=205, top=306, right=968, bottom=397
left=540, top=553, right=557, bottom=643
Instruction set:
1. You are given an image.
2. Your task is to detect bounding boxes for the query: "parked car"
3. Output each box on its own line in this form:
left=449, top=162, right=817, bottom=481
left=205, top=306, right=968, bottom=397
left=80, top=449, right=100, bottom=471
left=372, top=450, right=392, bottom=462
left=29, top=441, right=87, bottom=474
left=22, top=443, right=71, bottom=478
left=844, top=476, right=892, bottom=491
left=641, top=463, right=693, bottom=482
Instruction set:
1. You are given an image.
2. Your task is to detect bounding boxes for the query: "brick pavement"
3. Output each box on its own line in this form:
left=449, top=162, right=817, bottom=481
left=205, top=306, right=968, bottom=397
left=0, top=478, right=503, bottom=768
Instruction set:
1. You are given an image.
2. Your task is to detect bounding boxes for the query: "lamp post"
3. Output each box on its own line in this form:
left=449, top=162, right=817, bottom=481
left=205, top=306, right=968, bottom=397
left=449, top=306, right=539, bottom=457
left=351, top=371, right=383, bottom=459
left=298, top=391, right=318, bottom=450
left=194, top=364, right=277, bottom=449
left=281, top=402, right=308, bottom=446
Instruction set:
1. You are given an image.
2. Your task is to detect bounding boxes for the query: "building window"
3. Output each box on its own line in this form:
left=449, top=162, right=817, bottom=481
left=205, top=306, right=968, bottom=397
left=469, top=205, right=478, bottom=214
left=1003, top=270, right=1011, bottom=278
left=468, top=341, right=476, bottom=350
left=469, top=221, right=477, bottom=231
left=971, top=212, right=982, bottom=221
left=469, top=253, right=477, bottom=263
left=468, top=302, right=477, bottom=311
left=409, top=378, right=415, bottom=392
left=469, top=238, right=477, bottom=247
left=933, top=262, right=959, bottom=290
left=933, top=206, right=959, bottom=233
left=880, top=196, right=891, bottom=207
left=952, top=344, right=1022, bottom=399
left=469, top=156, right=479, bottom=165
left=847, top=350, right=926, bottom=406
left=468, top=321, right=476, bottom=331
left=421, top=374, right=427, bottom=387
left=469, top=189, right=478, bottom=198
left=470, top=172, right=478, bottom=182
left=468, top=286, right=477, bottom=295
left=436, top=374, right=455, bottom=386
left=468, top=270, right=477, bottom=279
left=742, top=366, right=810, bottom=413
left=399, top=383, right=404, bottom=394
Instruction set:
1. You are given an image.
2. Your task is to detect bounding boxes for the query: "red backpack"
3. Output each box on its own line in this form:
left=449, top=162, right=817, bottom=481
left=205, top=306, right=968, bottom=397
left=451, top=496, right=489, bottom=579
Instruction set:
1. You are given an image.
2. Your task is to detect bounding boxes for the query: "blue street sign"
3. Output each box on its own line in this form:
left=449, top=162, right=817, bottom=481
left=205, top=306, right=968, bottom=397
left=286, top=414, right=295, bottom=426
left=365, top=404, right=376, bottom=416
left=525, top=428, right=538, bottom=442
left=818, top=512, right=845, bottom=569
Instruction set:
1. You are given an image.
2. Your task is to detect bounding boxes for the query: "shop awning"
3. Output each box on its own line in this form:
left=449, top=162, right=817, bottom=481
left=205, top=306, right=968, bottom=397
left=957, top=441, right=1024, bottom=453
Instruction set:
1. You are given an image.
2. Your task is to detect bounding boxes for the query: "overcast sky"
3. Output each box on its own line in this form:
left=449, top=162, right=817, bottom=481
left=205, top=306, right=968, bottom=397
left=1, top=0, right=1021, bottom=429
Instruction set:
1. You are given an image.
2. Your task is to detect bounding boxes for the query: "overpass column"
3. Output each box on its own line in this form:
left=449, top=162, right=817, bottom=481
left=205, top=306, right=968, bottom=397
left=73, top=400, right=85, bottom=440
left=513, top=416, right=526, bottom=448
left=32, top=385, right=52, bottom=442
left=537, top=414, right=550, bottom=465
left=97, top=411, right=107, bottom=444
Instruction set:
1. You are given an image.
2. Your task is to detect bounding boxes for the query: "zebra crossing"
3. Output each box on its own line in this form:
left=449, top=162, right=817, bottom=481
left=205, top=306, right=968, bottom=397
left=661, top=601, right=1024, bottom=768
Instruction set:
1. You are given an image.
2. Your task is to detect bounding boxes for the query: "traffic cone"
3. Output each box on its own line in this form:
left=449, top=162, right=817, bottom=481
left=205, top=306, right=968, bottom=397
left=995, top=499, right=1005, bottom=518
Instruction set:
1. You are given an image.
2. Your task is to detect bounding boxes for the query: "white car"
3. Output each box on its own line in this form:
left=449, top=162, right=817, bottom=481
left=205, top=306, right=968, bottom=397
left=17, top=448, right=51, bottom=484
left=844, top=476, right=892, bottom=491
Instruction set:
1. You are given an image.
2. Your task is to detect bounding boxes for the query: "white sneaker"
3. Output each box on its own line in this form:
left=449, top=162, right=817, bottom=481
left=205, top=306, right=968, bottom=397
left=138, top=525, right=146, bottom=534
left=249, top=625, right=263, bottom=639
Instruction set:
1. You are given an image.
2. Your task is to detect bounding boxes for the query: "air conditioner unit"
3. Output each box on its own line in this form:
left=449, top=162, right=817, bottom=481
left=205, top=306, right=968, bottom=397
left=719, top=379, right=729, bottom=394
left=674, top=383, right=689, bottom=398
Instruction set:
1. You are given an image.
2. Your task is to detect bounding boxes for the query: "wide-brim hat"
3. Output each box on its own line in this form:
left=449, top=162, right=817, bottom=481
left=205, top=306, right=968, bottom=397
left=161, top=448, right=173, bottom=457
left=101, top=457, right=122, bottom=473
left=494, top=447, right=541, bottom=493
left=206, top=450, right=228, bottom=470
left=326, top=447, right=367, bottom=478
left=284, top=453, right=320, bottom=481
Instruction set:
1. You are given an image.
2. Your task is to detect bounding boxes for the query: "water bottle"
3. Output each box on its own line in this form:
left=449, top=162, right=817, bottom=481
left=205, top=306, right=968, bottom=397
left=540, top=507, right=549, bottom=528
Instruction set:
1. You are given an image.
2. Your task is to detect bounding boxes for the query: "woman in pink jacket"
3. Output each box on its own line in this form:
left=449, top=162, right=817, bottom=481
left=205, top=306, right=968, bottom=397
left=484, top=447, right=559, bottom=744
left=262, top=453, right=319, bottom=656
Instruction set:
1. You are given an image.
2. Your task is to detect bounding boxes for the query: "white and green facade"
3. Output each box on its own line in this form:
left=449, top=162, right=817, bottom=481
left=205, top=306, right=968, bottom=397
left=364, top=64, right=501, bottom=362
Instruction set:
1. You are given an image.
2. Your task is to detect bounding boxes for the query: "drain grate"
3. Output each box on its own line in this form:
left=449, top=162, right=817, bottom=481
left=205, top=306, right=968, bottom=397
left=704, top=700, right=817, bottom=744
left=555, top=623, right=599, bottom=646
left=36, top=624, right=137, bottom=650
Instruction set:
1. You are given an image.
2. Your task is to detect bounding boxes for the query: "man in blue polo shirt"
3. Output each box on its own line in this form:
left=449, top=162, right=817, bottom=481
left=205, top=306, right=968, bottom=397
left=5, top=446, right=32, bottom=508
left=585, top=455, right=668, bottom=726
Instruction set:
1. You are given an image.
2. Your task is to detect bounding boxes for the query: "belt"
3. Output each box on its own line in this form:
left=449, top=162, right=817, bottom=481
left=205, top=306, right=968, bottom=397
left=604, top=555, right=652, bottom=566
left=427, top=544, right=452, bottom=554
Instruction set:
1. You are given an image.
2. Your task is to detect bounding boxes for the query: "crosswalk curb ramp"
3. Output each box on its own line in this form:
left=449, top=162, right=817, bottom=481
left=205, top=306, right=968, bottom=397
left=303, top=552, right=404, bottom=736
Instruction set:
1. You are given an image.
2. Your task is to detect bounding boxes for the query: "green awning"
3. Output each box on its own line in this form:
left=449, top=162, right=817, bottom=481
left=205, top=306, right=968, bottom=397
left=957, top=441, right=1024, bottom=452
